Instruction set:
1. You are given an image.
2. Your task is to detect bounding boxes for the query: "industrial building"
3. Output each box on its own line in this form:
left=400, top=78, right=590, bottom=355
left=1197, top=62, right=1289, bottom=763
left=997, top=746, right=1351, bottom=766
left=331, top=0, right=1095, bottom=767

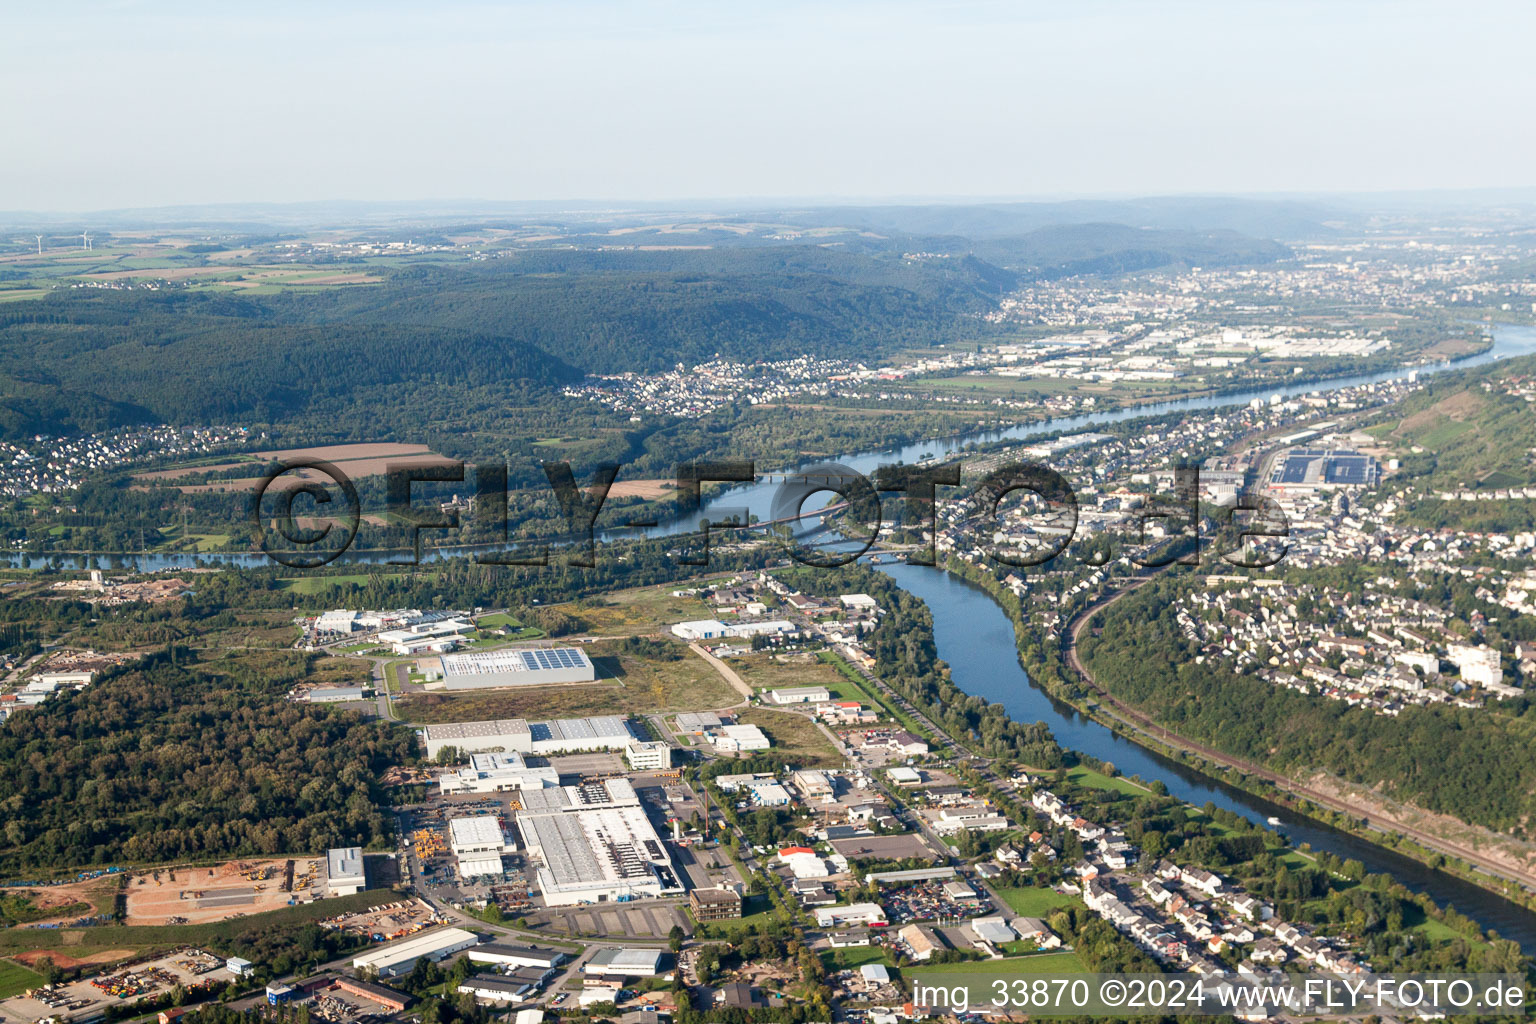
left=458, top=973, right=554, bottom=1004
left=670, top=619, right=796, bottom=641
left=689, top=888, right=743, bottom=921
left=332, top=978, right=411, bottom=1012
left=674, top=711, right=722, bottom=734
left=582, top=948, right=664, bottom=977
left=438, top=647, right=596, bottom=690
left=814, top=903, right=888, bottom=928
left=710, top=723, right=770, bottom=752
left=438, top=751, right=560, bottom=795
left=326, top=847, right=367, bottom=896
left=420, top=715, right=637, bottom=759
left=450, top=816, right=511, bottom=855
left=306, top=686, right=368, bottom=703
left=516, top=779, right=682, bottom=906
left=467, top=943, right=569, bottom=970
left=450, top=816, right=512, bottom=879
left=352, top=927, right=480, bottom=977
left=1267, top=447, right=1381, bottom=493
left=770, top=686, right=831, bottom=704
left=380, top=619, right=474, bottom=655
left=742, top=779, right=791, bottom=806
left=624, top=740, right=673, bottom=771
left=315, top=610, right=360, bottom=634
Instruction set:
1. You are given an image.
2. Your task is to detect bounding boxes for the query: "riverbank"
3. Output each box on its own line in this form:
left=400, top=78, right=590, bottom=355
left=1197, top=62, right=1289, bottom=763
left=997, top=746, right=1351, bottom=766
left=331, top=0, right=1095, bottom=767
left=938, top=555, right=1536, bottom=916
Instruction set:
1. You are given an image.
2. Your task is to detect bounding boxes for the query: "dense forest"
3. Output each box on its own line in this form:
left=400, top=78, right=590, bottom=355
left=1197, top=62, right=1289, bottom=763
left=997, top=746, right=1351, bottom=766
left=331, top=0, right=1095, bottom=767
left=1079, top=576, right=1536, bottom=835
left=0, top=647, right=414, bottom=871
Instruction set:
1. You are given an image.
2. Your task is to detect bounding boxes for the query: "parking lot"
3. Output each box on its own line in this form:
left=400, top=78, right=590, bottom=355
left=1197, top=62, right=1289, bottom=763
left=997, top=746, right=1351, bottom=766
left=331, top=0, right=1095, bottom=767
left=879, top=880, right=990, bottom=924
left=528, top=901, right=692, bottom=939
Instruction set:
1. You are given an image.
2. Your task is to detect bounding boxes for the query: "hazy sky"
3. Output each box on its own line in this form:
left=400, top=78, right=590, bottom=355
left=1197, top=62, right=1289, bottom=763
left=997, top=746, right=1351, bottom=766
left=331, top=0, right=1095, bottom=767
left=4, top=0, right=1534, bottom=211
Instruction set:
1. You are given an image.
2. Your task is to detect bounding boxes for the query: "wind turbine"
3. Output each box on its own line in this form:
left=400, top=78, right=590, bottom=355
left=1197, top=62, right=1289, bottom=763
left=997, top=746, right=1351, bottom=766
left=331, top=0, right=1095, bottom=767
left=34, top=235, right=42, bottom=256
left=80, top=231, right=92, bottom=251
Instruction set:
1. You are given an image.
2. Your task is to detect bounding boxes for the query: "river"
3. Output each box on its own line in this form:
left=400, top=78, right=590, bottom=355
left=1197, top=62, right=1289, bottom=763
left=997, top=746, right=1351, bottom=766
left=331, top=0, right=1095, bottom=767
left=872, top=559, right=1536, bottom=949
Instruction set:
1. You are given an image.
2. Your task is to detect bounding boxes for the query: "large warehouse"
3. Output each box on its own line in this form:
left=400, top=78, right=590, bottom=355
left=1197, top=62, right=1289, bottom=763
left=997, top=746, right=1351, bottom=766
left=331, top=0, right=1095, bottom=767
left=439, top=647, right=596, bottom=690
left=515, top=779, right=682, bottom=906
left=421, top=715, right=637, bottom=759
left=1267, top=447, right=1381, bottom=493
left=352, top=927, right=480, bottom=977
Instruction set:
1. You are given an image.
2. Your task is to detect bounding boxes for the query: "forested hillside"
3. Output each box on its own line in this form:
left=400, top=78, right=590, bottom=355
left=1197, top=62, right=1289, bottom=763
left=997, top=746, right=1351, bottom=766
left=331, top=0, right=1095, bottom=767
left=280, top=248, right=1017, bottom=373
left=1079, top=576, right=1536, bottom=835
left=0, top=247, right=1016, bottom=438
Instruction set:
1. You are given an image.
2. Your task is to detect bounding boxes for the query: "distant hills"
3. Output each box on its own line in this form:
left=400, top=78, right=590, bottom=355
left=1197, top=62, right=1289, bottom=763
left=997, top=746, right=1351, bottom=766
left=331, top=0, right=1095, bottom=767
left=762, top=195, right=1344, bottom=241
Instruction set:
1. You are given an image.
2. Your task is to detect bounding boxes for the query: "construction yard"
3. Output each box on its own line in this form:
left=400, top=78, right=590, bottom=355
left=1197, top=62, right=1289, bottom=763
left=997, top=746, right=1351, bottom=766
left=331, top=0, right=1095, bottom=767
left=0, top=948, right=235, bottom=1024
left=320, top=898, right=441, bottom=943
left=124, top=859, right=321, bottom=926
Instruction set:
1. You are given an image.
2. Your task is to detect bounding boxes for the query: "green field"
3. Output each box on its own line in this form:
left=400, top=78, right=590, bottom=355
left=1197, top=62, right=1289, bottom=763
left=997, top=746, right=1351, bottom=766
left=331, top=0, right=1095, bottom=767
left=911, top=951, right=1088, bottom=975
left=1065, top=766, right=1152, bottom=797
left=0, top=959, right=45, bottom=998
left=820, top=944, right=893, bottom=970
left=994, top=887, right=1083, bottom=918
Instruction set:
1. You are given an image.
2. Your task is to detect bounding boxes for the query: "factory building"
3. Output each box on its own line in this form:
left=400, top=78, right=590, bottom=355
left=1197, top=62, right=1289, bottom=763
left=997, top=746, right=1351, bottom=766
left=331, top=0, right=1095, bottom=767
left=1267, top=447, right=1381, bottom=493
left=438, top=751, right=560, bottom=795
left=814, top=903, right=888, bottom=928
left=624, top=740, right=673, bottom=771
left=710, top=723, right=770, bottom=752
left=326, top=847, right=367, bottom=896
left=380, top=619, right=474, bottom=655
left=420, top=716, right=637, bottom=759
left=450, top=816, right=511, bottom=879
left=770, top=686, right=830, bottom=705
left=315, top=610, right=359, bottom=634
left=583, top=948, right=664, bottom=977
left=468, top=943, right=569, bottom=971
left=670, top=619, right=796, bottom=641
left=450, top=816, right=511, bottom=856
left=352, top=927, right=480, bottom=977
left=516, top=779, right=682, bottom=906
left=438, top=647, right=596, bottom=690
left=306, top=686, right=368, bottom=703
